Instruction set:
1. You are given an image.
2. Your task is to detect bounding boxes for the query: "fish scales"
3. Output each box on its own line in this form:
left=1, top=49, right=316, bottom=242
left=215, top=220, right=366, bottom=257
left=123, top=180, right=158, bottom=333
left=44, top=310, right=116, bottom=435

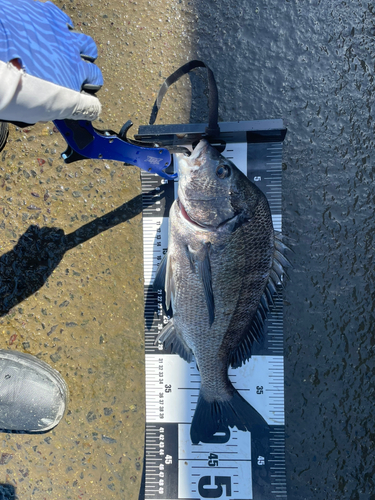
left=155, top=139, right=284, bottom=444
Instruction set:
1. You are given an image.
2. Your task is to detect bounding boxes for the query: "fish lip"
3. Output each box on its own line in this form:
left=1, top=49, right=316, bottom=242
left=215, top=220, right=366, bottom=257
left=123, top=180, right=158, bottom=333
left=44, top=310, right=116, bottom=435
left=178, top=199, right=207, bottom=228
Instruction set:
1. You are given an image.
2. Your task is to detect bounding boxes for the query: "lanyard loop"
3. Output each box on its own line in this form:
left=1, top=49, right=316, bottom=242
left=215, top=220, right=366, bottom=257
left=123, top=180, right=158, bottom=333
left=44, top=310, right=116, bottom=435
left=149, top=60, right=220, bottom=138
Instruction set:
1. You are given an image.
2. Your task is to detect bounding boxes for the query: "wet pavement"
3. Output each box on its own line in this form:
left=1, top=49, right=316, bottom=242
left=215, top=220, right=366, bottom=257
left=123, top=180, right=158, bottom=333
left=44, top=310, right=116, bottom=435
left=189, top=1, right=374, bottom=499
left=0, top=0, right=374, bottom=499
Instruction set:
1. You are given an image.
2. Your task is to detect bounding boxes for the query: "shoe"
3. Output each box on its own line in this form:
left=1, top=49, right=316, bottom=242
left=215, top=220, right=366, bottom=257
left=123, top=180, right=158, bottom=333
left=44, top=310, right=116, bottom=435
left=0, top=122, right=8, bottom=153
left=0, top=350, right=68, bottom=432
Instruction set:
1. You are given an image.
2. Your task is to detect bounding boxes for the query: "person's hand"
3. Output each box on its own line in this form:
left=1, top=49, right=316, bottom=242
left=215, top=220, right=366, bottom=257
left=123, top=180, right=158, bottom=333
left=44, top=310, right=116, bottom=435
left=0, top=0, right=103, bottom=124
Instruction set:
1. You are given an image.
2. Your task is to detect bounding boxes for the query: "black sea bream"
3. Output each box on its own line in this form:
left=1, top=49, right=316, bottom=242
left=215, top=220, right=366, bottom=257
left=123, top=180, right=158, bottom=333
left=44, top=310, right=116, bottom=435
left=154, top=139, right=289, bottom=444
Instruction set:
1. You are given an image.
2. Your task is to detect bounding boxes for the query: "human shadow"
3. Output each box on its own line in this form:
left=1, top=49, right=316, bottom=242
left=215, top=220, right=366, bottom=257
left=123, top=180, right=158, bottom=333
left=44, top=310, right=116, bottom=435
left=0, top=186, right=168, bottom=317
left=0, top=484, right=15, bottom=500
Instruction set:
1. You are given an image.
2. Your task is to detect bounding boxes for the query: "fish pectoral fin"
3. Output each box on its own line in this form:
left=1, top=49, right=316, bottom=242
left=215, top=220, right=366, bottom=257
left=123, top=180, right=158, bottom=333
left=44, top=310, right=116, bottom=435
left=154, top=318, right=193, bottom=363
left=198, top=258, right=215, bottom=326
left=189, top=243, right=215, bottom=326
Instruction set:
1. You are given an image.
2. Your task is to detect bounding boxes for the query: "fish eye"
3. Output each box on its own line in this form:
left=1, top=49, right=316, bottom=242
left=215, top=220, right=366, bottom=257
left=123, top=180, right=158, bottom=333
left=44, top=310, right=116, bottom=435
left=216, top=164, right=231, bottom=179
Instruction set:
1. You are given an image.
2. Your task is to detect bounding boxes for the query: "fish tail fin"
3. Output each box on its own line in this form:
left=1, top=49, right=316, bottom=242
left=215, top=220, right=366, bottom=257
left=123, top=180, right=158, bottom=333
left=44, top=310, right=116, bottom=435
left=190, top=386, right=268, bottom=444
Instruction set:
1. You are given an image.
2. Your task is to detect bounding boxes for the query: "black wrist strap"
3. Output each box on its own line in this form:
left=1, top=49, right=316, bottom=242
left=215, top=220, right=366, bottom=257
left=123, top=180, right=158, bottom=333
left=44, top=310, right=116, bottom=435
left=149, top=60, right=220, bottom=137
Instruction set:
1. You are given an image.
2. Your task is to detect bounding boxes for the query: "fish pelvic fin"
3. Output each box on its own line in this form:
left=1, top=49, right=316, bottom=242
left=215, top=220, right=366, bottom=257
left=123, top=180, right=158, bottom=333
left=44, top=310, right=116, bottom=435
left=153, top=250, right=175, bottom=310
left=153, top=252, right=168, bottom=291
left=190, top=386, right=268, bottom=444
left=154, top=318, right=193, bottom=363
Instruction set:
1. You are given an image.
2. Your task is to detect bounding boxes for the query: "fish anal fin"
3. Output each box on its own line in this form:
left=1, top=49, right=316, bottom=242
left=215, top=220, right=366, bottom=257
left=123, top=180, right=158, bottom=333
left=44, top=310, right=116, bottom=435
left=155, top=319, right=193, bottom=363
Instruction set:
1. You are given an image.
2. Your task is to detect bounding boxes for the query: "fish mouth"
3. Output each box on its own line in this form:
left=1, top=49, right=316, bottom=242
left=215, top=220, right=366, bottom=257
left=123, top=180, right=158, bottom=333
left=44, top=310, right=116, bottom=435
left=176, top=140, right=210, bottom=175
left=178, top=199, right=240, bottom=230
left=190, top=139, right=210, bottom=161
left=178, top=199, right=204, bottom=228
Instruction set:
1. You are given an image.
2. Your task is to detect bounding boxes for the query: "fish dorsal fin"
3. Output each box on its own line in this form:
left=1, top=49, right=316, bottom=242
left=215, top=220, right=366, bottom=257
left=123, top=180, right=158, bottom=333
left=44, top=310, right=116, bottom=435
left=187, top=243, right=215, bottom=326
left=271, top=232, right=292, bottom=286
left=229, top=296, right=270, bottom=368
left=154, top=318, right=193, bottom=363
left=229, top=232, right=292, bottom=369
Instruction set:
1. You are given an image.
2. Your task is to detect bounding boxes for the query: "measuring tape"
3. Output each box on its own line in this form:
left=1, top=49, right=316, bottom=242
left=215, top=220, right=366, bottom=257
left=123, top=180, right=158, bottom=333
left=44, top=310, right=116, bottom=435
left=139, top=120, right=287, bottom=500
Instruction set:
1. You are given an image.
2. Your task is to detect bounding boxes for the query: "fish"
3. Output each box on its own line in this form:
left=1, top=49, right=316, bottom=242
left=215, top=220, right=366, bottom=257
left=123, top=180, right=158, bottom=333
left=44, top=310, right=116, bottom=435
left=153, top=139, right=289, bottom=444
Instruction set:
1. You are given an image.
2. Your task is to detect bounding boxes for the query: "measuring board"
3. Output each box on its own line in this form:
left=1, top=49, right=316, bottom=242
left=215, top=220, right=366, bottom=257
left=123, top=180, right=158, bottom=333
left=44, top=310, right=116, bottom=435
left=138, top=119, right=287, bottom=500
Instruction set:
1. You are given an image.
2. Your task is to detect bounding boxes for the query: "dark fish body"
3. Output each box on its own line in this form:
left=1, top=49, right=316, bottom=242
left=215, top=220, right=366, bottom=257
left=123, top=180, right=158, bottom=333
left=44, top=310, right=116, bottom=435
left=154, top=140, right=287, bottom=444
